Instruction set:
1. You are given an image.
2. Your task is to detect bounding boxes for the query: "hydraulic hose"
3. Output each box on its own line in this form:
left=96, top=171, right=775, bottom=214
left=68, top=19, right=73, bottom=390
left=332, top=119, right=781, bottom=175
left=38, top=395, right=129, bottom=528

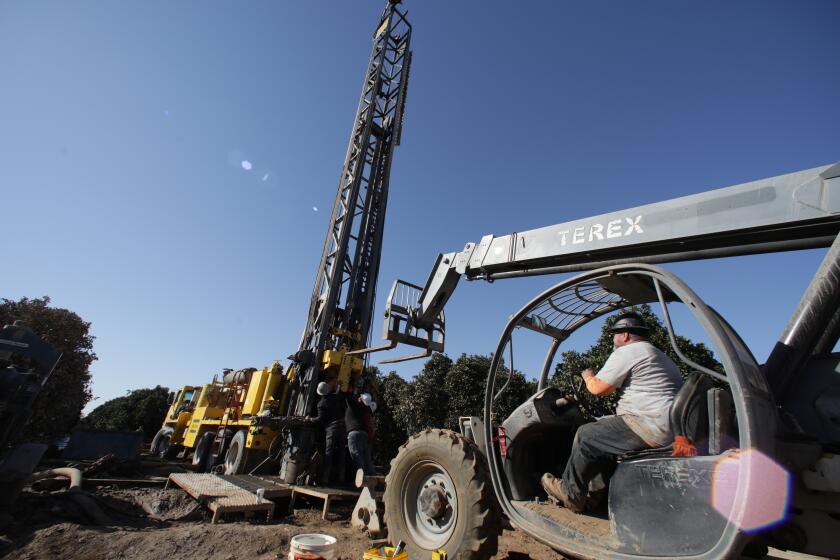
left=29, top=467, right=111, bottom=525
left=30, top=467, right=82, bottom=490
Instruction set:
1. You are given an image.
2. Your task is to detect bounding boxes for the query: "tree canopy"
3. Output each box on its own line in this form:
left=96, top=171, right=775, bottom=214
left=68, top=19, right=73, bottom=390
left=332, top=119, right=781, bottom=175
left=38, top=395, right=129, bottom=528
left=81, top=385, right=171, bottom=437
left=366, top=352, right=534, bottom=464
left=0, top=296, right=96, bottom=442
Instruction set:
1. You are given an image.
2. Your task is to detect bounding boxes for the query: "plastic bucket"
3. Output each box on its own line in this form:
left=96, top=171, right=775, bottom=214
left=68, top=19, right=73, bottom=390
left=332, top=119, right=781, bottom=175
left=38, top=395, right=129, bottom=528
left=289, top=533, right=338, bottom=560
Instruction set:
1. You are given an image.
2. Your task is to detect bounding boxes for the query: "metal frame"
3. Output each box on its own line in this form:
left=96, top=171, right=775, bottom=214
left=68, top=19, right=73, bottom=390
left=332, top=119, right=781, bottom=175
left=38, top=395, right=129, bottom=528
left=288, top=1, right=412, bottom=415
left=483, top=264, right=776, bottom=559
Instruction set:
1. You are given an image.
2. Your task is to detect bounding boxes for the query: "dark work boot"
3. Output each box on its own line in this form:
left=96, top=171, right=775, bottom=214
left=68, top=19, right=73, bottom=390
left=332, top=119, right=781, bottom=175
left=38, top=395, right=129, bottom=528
left=541, top=473, right=584, bottom=513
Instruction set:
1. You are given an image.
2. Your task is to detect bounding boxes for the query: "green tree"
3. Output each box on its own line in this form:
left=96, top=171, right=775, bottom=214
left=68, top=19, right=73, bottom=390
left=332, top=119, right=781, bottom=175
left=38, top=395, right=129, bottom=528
left=491, top=362, right=533, bottom=426
left=372, top=371, right=410, bottom=465
left=81, top=386, right=170, bottom=437
left=549, top=304, right=721, bottom=419
left=444, top=353, right=532, bottom=429
left=395, top=353, right=453, bottom=434
left=0, top=296, right=96, bottom=442
left=443, top=354, right=490, bottom=429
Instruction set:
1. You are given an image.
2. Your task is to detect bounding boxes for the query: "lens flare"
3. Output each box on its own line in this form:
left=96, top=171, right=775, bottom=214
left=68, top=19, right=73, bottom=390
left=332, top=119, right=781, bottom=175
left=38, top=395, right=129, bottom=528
left=712, top=448, right=791, bottom=533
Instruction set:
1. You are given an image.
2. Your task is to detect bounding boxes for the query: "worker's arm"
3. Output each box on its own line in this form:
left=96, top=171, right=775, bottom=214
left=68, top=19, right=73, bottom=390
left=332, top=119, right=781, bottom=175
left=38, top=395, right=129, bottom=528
left=582, top=369, right=618, bottom=396
left=307, top=398, right=328, bottom=425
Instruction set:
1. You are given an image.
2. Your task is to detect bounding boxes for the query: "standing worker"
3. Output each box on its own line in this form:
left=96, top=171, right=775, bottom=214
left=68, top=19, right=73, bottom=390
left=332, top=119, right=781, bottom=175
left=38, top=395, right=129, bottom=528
left=541, top=312, right=683, bottom=512
left=307, top=381, right=346, bottom=487
left=346, top=392, right=376, bottom=476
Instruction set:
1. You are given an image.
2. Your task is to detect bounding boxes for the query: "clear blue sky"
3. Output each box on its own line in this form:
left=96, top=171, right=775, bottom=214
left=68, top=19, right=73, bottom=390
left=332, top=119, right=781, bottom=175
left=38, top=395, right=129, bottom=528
left=2, top=1, right=838, bottom=410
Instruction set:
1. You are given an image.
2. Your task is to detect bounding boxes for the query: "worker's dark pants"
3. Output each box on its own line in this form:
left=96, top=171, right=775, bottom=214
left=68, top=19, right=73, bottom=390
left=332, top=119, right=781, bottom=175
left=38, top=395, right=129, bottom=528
left=348, top=430, right=375, bottom=476
left=562, top=415, right=648, bottom=505
left=323, top=422, right=345, bottom=486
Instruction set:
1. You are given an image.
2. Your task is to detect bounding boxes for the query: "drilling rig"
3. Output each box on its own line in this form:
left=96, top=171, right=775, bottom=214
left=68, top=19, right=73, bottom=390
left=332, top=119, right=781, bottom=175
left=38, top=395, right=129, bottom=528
left=152, top=0, right=412, bottom=478
left=273, top=0, right=412, bottom=483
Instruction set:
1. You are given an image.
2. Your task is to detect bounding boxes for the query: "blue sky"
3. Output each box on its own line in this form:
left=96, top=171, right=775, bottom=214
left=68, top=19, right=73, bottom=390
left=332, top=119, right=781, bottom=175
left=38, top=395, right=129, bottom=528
left=2, top=1, right=837, bottom=411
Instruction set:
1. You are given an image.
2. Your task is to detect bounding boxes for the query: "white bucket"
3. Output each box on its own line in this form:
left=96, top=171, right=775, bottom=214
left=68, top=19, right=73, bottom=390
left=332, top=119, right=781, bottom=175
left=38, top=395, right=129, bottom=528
left=288, top=533, right=338, bottom=560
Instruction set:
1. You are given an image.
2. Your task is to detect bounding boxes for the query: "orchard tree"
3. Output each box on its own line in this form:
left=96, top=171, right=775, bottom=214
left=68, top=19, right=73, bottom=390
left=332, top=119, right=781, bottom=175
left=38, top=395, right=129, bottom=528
left=82, top=386, right=170, bottom=437
left=372, top=371, right=410, bottom=465
left=0, top=296, right=96, bottom=442
left=491, top=362, right=534, bottom=425
left=444, top=353, right=532, bottom=429
left=549, top=304, right=721, bottom=419
left=395, top=353, right=453, bottom=434
left=443, top=354, right=490, bottom=429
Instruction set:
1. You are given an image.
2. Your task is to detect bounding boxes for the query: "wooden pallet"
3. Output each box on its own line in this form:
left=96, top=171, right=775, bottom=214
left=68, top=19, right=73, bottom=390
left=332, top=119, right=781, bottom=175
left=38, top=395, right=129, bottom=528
left=167, top=473, right=275, bottom=523
left=289, top=485, right=361, bottom=519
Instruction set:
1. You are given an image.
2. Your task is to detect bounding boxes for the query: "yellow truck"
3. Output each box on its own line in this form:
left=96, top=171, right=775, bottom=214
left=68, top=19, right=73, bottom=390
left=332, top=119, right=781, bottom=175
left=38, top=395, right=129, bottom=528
left=150, top=362, right=290, bottom=473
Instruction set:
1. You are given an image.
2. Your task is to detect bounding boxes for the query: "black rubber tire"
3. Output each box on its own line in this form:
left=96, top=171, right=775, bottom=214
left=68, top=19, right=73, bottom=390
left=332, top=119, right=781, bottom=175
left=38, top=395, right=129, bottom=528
left=150, top=427, right=173, bottom=457
left=384, top=429, right=501, bottom=560
left=192, top=432, right=214, bottom=472
left=223, top=430, right=248, bottom=475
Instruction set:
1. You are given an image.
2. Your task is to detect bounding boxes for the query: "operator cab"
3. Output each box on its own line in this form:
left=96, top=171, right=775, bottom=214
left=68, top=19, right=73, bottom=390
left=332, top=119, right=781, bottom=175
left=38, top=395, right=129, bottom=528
left=481, top=264, right=778, bottom=559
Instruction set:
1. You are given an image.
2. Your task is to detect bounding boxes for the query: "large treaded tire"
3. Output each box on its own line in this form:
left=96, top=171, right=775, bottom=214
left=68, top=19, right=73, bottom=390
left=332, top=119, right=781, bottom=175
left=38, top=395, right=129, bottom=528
left=192, top=432, right=214, bottom=472
left=384, top=429, right=501, bottom=560
left=223, top=430, right=247, bottom=475
left=150, top=427, right=173, bottom=457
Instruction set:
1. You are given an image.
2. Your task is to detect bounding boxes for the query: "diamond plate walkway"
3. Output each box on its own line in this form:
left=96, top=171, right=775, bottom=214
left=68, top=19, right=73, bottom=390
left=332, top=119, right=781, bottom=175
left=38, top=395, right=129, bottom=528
left=167, top=473, right=275, bottom=523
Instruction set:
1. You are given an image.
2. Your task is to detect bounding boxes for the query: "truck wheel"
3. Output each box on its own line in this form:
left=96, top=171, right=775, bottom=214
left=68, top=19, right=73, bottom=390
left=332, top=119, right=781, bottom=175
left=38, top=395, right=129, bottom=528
left=384, top=429, right=500, bottom=560
left=224, top=430, right=248, bottom=475
left=150, top=427, right=173, bottom=457
left=192, top=432, right=214, bottom=472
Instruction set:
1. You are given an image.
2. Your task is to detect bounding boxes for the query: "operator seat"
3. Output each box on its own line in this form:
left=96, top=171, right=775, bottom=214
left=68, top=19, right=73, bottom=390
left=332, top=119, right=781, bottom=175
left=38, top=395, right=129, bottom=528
left=619, top=372, right=727, bottom=460
left=670, top=372, right=716, bottom=456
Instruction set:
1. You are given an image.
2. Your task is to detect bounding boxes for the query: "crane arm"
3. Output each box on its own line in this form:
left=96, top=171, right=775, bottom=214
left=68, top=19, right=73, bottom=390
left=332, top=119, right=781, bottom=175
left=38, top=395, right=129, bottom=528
left=370, top=161, right=840, bottom=362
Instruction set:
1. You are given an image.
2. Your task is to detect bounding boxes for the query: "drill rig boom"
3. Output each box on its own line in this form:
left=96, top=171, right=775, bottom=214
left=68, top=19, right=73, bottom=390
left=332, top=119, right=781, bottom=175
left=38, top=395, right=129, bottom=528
left=278, top=0, right=412, bottom=482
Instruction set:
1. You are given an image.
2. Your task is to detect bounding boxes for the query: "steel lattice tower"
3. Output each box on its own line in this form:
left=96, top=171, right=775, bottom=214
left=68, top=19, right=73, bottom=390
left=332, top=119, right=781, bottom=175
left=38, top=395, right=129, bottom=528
left=289, top=1, right=411, bottom=417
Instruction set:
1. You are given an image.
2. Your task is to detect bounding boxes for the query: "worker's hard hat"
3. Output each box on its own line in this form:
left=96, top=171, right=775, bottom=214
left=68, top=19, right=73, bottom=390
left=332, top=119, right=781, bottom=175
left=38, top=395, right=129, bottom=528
left=317, top=381, right=331, bottom=396
left=369, top=401, right=378, bottom=413
left=360, top=393, right=372, bottom=408
left=609, top=312, right=650, bottom=335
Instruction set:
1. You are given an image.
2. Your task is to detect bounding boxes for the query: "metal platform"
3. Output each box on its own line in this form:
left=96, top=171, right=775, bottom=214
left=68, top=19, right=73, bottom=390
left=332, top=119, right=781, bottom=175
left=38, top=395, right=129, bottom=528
left=220, top=474, right=293, bottom=499
left=167, top=473, right=275, bottom=523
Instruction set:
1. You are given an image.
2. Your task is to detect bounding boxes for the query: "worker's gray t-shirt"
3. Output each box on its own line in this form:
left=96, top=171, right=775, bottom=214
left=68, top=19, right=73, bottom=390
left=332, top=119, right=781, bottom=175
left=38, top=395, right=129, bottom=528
left=596, top=341, right=683, bottom=447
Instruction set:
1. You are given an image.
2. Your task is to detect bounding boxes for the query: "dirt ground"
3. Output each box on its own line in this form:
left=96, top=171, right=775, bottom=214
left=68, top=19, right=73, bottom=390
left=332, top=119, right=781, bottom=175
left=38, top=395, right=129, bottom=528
left=0, top=486, right=560, bottom=560
left=0, top=485, right=825, bottom=560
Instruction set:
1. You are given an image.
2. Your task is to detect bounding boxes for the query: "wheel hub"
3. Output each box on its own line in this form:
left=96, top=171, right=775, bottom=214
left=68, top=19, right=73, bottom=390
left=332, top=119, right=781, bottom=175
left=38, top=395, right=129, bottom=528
left=404, top=464, right=458, bottom=549
left=419, top=486, right=447, bottom=518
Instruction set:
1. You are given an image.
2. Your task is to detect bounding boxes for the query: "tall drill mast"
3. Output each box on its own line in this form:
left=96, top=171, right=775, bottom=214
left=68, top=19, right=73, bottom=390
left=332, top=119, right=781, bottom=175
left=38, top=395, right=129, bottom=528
left=288, top=0, right=411, bottom=418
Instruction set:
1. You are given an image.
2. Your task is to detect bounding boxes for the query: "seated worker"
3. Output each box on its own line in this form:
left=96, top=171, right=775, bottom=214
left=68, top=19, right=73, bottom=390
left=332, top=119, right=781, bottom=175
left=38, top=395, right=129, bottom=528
left=307, top=381, right=346, bottom=486
left=541, top=312, right=683, bottom=512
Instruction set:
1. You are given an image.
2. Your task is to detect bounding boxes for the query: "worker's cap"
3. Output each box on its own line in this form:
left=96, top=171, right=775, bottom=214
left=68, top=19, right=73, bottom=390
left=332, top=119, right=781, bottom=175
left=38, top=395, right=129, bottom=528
left=609, top=312, right=650, bottom=335
left=360, top=393, right=373, bottom=408
left=369, top=401, right=378, bottom=413
left=316, top=381, right=331, bottom=396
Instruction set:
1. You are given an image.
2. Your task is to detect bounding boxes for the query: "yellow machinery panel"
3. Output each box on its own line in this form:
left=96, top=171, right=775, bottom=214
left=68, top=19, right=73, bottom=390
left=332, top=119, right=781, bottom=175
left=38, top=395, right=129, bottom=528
left=242, top=367, right=271, bottom=415
left=245, top=426, right=278, bottom=451
left=242, top=361, right=284, bottom=416
left=322, top=349, right=364, bottom=392
left=182, top=406, right=223, bottom=447
left=171, top=410, right=192, bottom=443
